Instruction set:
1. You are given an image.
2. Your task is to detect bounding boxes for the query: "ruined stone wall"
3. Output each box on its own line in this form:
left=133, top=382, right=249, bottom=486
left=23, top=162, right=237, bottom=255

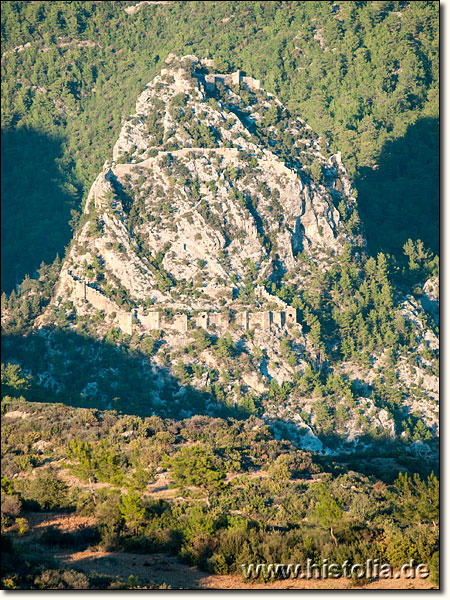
left=236, top=311, right=249, bottom=330
left=65, top=272, right=133, bottom=334
left=242, top=76, right=260, bottom=90
left=172, top=314, right=188, bottom=333
left=136, top=309, right=161, bottom=330
left=272, top=311, right=285, bottom=328
left=116, top=312, right=133, bottom=335
left=196, top=312, right=209, bottom=329
left=201, top=71, right=261, bottom=93
left=194, top=312, right=230, bottom=330
left=63, top=271, right=298, bottom=338
left=256, top=285, right=288, bottom=308
left=285, top=307, right=297, bottom=325
left=231, top=71, right=240, bottom=86
left=249, top=311, right=271, bottom=330
left=205, top=312, right=230, bottom=329
left=66, top=271, right=85, bottom=302
left=195, top=309, right=297, bottom=333
left=85, top=285, right=133, bottom=335
left=85, top=285, right=116, bottom=315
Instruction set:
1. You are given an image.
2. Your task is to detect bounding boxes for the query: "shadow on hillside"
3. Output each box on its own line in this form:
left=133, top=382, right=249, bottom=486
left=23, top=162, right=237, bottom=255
left=59, top=550, right=209, bottom=589
left=354, top=117, right=439, bottom=257
left=1, top=327, right=245, bottom=421
left=2, top=326, right=439, bottom=481
left=1, top=128, right=82, bottom=293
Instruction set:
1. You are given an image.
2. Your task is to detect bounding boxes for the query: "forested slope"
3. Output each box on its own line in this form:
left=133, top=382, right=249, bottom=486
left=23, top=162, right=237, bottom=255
left=0, top=3, right=440, bottom=589
left=1, top=0, right=439, bottom=292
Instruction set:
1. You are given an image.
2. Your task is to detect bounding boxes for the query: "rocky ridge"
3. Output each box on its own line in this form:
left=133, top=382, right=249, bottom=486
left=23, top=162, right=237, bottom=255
left=55, top=55, right=361, bottom=310
left=33, top=55, right=438, bottom=456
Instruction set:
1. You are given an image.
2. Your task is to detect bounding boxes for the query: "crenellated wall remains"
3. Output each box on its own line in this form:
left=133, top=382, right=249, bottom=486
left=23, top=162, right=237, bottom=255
left=209, top=312, right=230, bottom=329
left=63, top=271, right=299, bottom=337
left=249, top=311, right=271, bottom=330
left=173, top=313, right=188, bottom=333
left=195, top=312, right=230, bottom=330
left=199, top=70, right=261, bottom=93
left=236, top=311, right=249, bottom=330
left=136, top=309, right=161, bottom=331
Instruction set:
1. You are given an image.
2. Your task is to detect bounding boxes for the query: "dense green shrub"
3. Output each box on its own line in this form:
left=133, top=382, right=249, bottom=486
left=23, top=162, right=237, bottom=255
left=23, top=469, right=69, bottom=511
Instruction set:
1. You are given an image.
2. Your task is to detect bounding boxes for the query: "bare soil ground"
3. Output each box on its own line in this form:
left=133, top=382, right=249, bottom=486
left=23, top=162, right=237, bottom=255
left=18, top=512, right=436, bottom=590
left=58, top=546, right=437, bottom=589
left=26, top=511, right=96, bottom=534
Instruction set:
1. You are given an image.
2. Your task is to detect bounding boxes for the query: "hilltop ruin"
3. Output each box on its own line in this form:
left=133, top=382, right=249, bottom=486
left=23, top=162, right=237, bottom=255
left=62, top=270, right=299, bottom=336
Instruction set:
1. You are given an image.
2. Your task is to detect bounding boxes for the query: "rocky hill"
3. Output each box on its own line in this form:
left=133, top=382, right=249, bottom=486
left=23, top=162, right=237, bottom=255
left=56, top=55, right=361, bottom=308
left=6, top=56, right=438, bottom=460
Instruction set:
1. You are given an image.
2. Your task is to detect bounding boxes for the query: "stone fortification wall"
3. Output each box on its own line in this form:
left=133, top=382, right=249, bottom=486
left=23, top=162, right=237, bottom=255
left=85, top=285, right=116, bottom=316
left=172, top=314, right=188, bottom=333
left=236, top=311, right=249, bottom=330
left=66, top=271, right=132, bottom=334
left=272, top=311, right=285, bottom=328
left=136, top=309, right=161, bottom=330
left=63, top=271, right=299, bottom=337
left=248, top=311, right=271, bottom=330
left=285, top=306, right=297, bottom=325
left=201, top=70, right=260, bottom=93
left=116, top=312, right=133, bottom=335
left=209, top=312, right=230, bottom=329
left=195, top=312, right=230, bottom=330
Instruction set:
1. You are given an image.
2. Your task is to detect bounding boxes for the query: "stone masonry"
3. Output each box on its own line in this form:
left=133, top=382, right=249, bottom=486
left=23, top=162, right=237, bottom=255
left=64, top=271, right=299, bottom=336
left=198, top=70, right=261, bottom=94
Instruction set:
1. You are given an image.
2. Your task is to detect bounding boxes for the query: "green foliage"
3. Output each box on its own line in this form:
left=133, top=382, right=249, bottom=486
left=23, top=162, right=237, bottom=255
left=68, top=439, right=125, bottom=485
left=0, top=2, right=440, bottom=588
left=237, top=392, right=258, bottom=416
left=24, top=469, right=69, bottom=511
left=1, top=493, right=22, bottom=528
left=120, top=492, right=146, bottom=535
left=95, top=493, right=124, bottom=540
left=403, top=238, right=438, bottom=280
left=267, top=455, right=292, bottom=482
left=313, top=483, right=343, bottom=532
left=15, top=517, right=29, bottom=535
left=1, top=0, right=438, bottom=293
left=391, top=471, right=439, bottom=527
left=165, top=446, right=226, bottom=492
left=1, top=363, right=30, bottom=396
left=140, top=336, right=155, bottom=356
left=0, top=398, right=440, bottom=588
left=310, top=160, right=324, bottom=184
left=214, top=336, right=236, bottom=359
left=1, top=477, right=14, bottom=496
left=1, top=256, right=61, bottom=333
left=430, top=551, right=439, bottom=586
left=192, top=328, right=212, bottom=351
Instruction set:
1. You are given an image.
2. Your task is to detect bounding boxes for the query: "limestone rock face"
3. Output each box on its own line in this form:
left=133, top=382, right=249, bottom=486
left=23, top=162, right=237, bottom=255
left=56, top=55, right=362, bottom=315
left=421, top=276, right=439, bottom=325
left=43, top=55, right=439, bottom=455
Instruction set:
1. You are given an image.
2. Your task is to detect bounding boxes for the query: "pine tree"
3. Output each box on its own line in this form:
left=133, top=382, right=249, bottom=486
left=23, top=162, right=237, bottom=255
left=314, top=484, right=343, bottom=546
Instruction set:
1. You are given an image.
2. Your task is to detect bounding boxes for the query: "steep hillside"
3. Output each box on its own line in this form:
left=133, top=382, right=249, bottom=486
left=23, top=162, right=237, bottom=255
left=2, top=57, right=438, bottom=463
left=55, top=55, right=361, bottom=309
left=1, top=1, right=439, bottom=292
left=1, top=4, right=440, bottom=591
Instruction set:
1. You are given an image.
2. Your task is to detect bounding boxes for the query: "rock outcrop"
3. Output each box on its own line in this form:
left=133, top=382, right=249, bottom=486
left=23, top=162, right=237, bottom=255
left=54, top=55, right=361, bottom=319
left=38, top=55, right=437, bottom=456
